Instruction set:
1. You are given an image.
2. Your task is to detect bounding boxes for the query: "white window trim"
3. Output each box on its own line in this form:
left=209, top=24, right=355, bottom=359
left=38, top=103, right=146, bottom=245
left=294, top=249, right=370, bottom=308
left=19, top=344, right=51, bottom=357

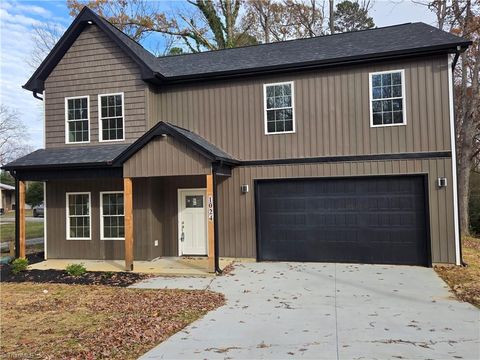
left=65, top=95, right=90, bottom=144
left=263, top=81, right=296, bottom=135
left=100, top=191, right=125, bottom=240
left=66, top=192, right=91, bottom=241
left=369, top=69, right=407, bottom=128
left=98, top=92, right=125, bottom=142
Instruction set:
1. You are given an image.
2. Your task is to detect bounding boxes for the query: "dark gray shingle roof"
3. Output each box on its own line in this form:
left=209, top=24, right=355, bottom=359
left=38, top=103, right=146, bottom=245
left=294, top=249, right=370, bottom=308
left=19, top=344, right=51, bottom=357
left=153, top=22, right=470, bottom=79
left=23, top=7, right=471, bottom=93
left=3, top=144, right=129, bottom=169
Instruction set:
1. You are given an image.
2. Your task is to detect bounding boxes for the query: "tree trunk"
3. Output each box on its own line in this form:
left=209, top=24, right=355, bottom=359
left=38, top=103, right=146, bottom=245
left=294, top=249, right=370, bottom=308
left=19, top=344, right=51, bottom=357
left=329, top=0, right=334, bottom=34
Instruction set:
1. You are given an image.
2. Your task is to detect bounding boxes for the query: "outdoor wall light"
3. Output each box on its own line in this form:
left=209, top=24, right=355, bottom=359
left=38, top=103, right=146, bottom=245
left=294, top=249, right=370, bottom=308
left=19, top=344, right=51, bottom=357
left=437, top=177, right=448, bottom=188
left=241, top=184, right=249, bottom=194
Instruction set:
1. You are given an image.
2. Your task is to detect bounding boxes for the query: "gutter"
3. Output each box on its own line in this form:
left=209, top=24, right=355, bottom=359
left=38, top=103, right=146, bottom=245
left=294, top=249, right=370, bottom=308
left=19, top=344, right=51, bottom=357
left=450, top=46, right=466, bottom=266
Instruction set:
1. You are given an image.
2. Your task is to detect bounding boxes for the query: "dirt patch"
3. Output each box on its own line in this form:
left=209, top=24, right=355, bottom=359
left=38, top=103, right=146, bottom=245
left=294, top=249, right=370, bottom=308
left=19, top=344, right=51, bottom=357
left=435, top=236, right=480, bottom=307
left=1, top=283, right=225, bottom=359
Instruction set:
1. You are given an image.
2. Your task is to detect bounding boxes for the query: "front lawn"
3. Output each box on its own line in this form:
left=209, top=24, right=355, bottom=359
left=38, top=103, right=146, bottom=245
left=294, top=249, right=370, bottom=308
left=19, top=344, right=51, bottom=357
left=1, top=283, right=224, bottom=359
left=0, top=221, right=44, bottom=243
left=435, top=236, right=480, bottom=307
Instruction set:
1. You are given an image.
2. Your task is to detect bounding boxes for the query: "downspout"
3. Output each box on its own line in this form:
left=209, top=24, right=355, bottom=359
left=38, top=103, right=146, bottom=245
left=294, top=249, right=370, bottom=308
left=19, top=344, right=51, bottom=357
left=33, top=91, right=43, bottom=101
left=212, top=165, right=222, bottom=274
left=450, top=47, right=465, bottom=266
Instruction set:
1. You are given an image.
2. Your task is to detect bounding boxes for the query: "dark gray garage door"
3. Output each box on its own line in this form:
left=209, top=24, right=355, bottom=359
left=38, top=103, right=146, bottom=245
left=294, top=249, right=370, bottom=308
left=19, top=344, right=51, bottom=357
left=256, top=176, right=429, bottom=266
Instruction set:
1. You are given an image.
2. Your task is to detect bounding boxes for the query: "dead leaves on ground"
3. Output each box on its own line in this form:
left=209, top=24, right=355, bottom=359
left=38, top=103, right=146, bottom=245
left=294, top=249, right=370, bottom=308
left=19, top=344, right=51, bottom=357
left=1, top=283, right=225, bottom=359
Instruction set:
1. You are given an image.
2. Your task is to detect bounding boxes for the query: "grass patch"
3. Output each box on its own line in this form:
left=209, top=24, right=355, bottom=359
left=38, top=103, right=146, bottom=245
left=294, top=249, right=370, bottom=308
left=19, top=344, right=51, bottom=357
left=0, top=221, right=44, bottom=243
left=435, top=236, right=480, bottom=307
left=1, top=282, right=224, bottom=359
left=1, top=209, right=33, bottom=218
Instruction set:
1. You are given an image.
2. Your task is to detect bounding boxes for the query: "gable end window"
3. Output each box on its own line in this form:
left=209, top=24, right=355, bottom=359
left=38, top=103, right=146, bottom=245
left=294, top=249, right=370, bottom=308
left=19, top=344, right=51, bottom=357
left=66, top=192, right=91, bottom=240
left=99, top=93, right=125, bottom=141
left=264, top=82, right=295, bottom=134
left=369, top=70, right=406, bottom=127
left=65, top=96, right=89, bottom=143
left=100, top=192, right=125, bottom=240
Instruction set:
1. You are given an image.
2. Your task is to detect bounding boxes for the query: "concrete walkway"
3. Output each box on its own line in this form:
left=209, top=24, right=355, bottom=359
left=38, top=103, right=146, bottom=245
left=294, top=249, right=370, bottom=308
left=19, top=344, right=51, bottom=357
left=134, top=262, right=479, bottom=360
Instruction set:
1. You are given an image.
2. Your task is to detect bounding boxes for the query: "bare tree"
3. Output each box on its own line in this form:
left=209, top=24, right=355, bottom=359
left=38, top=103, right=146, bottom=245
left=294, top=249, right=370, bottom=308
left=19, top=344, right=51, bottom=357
left=28, top=23, right=63, bottom=70
left=0, top=106, right=32, bottom=166
left=421, top=0, right=480, bottom=235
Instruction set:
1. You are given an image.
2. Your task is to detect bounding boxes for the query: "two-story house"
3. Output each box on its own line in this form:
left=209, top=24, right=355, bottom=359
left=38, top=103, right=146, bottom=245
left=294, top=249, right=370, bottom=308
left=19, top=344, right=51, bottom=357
left=4, top=7, right=471, bottom=271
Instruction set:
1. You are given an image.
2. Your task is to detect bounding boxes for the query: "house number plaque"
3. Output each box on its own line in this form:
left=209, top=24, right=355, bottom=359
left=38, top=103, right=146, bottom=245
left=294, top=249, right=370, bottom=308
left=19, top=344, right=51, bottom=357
left=208, top=195, right=214, bottom=221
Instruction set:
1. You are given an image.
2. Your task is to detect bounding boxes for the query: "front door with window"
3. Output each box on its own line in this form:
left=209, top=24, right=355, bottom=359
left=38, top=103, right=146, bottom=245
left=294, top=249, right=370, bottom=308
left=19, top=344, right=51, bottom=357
left=178, top=189, right=207, bottom=255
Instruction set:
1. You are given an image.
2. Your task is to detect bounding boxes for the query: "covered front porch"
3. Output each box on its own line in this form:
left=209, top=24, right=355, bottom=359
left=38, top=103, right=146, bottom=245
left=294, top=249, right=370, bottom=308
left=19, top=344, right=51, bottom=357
left=5, top=122, right=237, bottom=274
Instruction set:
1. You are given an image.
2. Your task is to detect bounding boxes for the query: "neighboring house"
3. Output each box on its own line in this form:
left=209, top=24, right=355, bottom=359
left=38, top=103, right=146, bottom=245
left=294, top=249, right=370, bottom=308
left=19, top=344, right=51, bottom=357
left=0, top=183, right=15, bottom=214
left=3, top=7, right=471, bottom=270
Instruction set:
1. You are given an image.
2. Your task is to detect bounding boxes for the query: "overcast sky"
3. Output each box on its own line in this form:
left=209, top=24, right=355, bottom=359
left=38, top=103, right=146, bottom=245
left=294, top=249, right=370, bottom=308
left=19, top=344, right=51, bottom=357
left=0, top=0, right=437, bottom=151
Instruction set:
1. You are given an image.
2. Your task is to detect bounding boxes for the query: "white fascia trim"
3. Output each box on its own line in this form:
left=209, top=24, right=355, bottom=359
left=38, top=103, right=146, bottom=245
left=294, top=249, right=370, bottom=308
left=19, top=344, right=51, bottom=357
left=448, top=55, right=461, bottom=265
left=43, top=182, right=47, bottom=260
left=98, top=92, right=125, bottom=142
left=99, top=191, right=125, bottom=240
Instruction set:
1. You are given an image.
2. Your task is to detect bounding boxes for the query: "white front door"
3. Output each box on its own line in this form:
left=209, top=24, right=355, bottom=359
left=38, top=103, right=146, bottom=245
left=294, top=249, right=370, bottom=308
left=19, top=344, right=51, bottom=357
left=178, top=189, right=207, bottom=255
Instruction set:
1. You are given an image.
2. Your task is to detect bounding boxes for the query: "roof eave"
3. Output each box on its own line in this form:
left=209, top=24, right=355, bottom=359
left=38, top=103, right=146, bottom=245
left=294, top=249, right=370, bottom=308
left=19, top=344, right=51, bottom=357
left=23, top=7, right=158, bottom=93
left=160, top=42, right=472, bottom=85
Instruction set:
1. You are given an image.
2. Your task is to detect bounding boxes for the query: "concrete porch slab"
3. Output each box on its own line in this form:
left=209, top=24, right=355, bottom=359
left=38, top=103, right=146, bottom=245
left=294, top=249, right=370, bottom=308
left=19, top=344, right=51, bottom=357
left=28, top=257, right=232, bottom=276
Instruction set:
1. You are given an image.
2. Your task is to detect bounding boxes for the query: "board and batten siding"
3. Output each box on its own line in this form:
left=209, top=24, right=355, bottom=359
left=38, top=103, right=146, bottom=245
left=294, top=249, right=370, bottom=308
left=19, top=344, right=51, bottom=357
left=44, top=24, right=147, bottom=148
left=123, top=136, right=212, bottom=178
left=217, top=158, right=456, bottom=264
left=147, top=55, right=451, bottom=161
left=46, top=176, right=205, bottom=260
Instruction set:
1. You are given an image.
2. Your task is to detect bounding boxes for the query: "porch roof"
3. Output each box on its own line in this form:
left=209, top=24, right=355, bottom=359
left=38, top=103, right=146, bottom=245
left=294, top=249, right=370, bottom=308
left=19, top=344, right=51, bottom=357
left=2, top=122, right=237, bottom=176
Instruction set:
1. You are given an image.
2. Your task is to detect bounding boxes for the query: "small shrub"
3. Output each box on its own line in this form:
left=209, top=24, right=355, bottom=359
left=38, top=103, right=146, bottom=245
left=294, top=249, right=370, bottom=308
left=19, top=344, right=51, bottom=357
left=66, top=263, right=87, bottom=277
left=11, top=258, right=29, bottom=274
left=102, top=271, right=115, bottom=279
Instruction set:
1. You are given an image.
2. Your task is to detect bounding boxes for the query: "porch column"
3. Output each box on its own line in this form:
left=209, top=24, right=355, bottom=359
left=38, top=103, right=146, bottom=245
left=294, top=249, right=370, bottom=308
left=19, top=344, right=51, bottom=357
left=18, top=180, right=26, bottom=259
left=124, top=178, right=134, bottom=271
left=206, top=174, right=215, bottom=273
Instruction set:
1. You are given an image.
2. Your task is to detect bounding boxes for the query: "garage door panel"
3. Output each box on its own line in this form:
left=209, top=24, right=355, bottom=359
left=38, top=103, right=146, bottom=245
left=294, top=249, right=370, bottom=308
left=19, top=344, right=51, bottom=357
left=257, top=176, right=428, bottom=266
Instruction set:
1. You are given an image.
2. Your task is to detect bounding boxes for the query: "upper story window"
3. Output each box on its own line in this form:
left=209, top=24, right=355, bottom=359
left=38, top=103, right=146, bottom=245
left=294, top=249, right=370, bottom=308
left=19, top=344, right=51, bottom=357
left=264, top=81, right=295, bottom=134
left=370, top=70, right=406, bottom=127
left=66, top=192, right=91, bottom=240
left=65, top=96, right=89, bottom=143
left=99, top=93, right=125, bottom=141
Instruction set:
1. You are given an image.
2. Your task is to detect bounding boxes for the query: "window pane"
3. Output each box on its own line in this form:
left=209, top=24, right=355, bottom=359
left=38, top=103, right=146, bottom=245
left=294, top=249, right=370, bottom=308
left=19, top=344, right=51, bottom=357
left=284, top=120, right=293, bottom=131
left=372, top=113, right=382, bottom=125
left=392, top=72, right=402, bottom=85
left=392, top=85, right=402, bottom=98
left=372, top=87, right=382, bottom=99
left=393, top=111, right=403, bottom=123
left=382, top=100, right=392, bottom=112
left=372, top=100, right=381, bottom=113
left=283, top=84, right=291, bottom=95
left=382, top=86, right=391, bottom=98
left=372, top=75, right=381, bottom=87
left=266, top=86, right=274, bottom=98
left=276, top=121, right=285, bottom=132
left=382, top=73, right=392, bottom=86
left=267, top=121, right=275, bottom=133
left=383, top=112, right=393, bottom=124
left=392, top=99, right=402, bottom=111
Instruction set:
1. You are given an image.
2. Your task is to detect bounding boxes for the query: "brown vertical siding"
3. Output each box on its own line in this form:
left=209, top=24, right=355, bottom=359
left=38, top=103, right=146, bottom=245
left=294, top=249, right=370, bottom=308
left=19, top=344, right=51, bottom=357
left=123, top=136, right=212, bottom=177
left=147, top=55, right=450, bottom=161
left=217, top=158, right=456, bottom=264
left=44, top=25, right=147, bottom=148
left=46, top=176, right=205, bottom=260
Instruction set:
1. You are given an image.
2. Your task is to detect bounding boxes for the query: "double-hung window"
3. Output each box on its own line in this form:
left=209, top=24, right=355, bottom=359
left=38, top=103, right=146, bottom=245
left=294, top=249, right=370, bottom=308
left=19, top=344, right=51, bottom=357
left=100, top=192, right=125, bottom=240
left=370, top=70, right=406, bottom=127
left=264, top=82, right=295, bottom=134
left=66, top=192, right=91, bottom=240
left=99, top=93, right=124, bottom=141
left=65, top=96, right=89, bottom=143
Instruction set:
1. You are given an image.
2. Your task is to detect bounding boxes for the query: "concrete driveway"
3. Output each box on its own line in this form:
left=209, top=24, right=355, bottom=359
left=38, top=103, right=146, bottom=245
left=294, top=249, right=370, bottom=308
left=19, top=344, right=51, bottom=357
left=134, top=262, right=479, bottom=359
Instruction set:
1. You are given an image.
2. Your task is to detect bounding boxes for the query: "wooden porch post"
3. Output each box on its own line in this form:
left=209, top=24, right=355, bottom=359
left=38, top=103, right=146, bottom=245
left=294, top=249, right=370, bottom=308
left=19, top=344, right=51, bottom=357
left=124, top=178, right=134, bottom=271
left=206, top=174, right=215, bottom=273
left=18, top=180, right=26, bottom=259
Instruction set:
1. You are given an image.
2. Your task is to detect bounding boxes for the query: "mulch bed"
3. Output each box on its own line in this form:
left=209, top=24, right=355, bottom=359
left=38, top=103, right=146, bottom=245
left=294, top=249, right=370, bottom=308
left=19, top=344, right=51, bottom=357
left=1, top=252, right=151, bottom=287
